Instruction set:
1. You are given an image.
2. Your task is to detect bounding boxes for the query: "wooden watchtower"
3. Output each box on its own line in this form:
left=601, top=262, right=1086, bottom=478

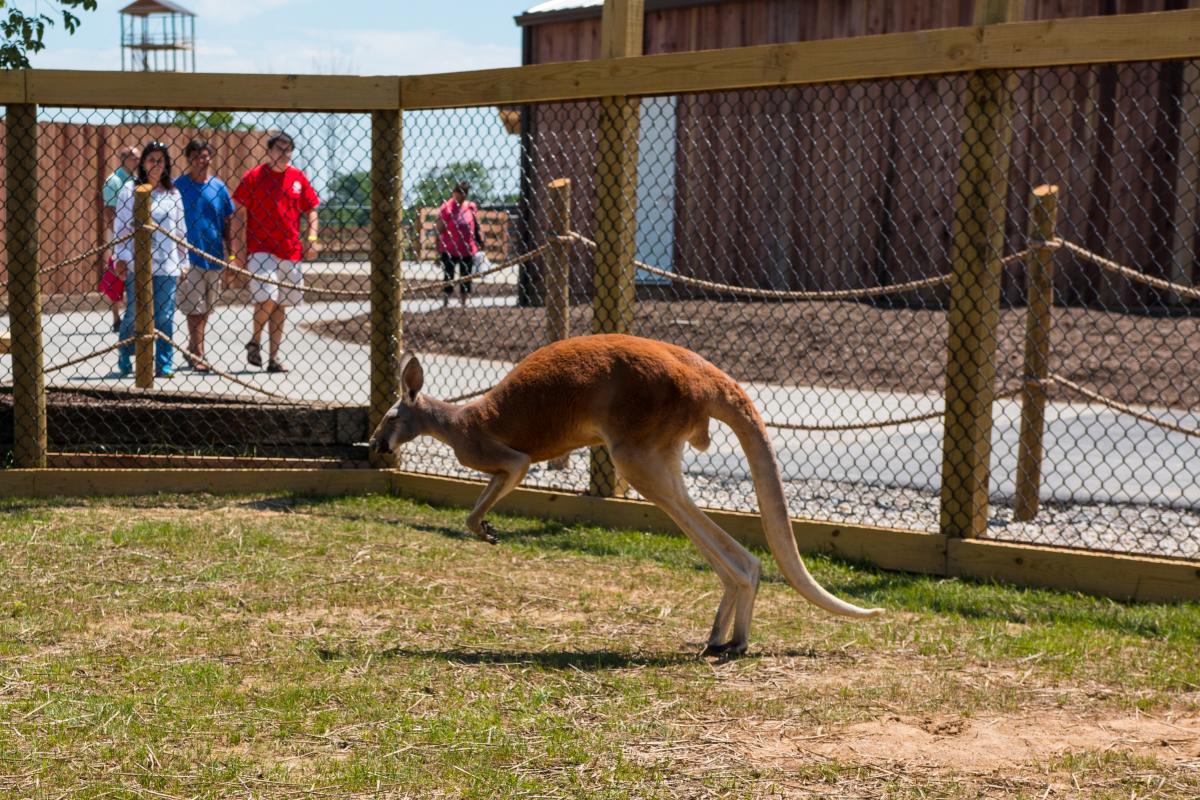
left=120, top=0, right=196, bottom=73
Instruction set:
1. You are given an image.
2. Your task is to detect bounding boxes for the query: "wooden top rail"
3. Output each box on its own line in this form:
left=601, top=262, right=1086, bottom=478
left=0, top=8, right=1197, bottom=111
left=0, top=71, right=400, bottom=111
left=403, top=8, right=1200, bottom=108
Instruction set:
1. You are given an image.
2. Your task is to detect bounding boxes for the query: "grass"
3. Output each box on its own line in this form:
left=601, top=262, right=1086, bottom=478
left=1, top=492, right=1198, bottom=798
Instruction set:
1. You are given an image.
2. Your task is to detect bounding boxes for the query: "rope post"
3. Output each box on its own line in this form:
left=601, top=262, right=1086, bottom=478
left=133, top=185, right=155, bottom=389
left=6, top=103, right=47, bottom=468
left=369, top=109, right=405, bottom=469
left=1014, top=185, right=1060, bottom=521
left=589, top=0, right=643, bottom=498
left=546, top=178, right=573, bottom=471
left=939, top=0, right=1022, bottom=540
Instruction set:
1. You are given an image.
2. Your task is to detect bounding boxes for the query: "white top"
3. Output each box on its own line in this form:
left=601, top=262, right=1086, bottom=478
left=113, top=182, right=189, bottom=278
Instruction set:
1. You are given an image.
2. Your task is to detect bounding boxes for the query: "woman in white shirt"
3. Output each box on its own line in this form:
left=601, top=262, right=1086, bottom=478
left=113, top=141, right=188, bottom=378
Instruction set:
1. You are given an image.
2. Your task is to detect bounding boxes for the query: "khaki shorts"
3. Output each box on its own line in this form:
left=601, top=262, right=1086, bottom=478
left=249, top=252, right=304, bottom=306
left=177, top=268, right=223, bottom=316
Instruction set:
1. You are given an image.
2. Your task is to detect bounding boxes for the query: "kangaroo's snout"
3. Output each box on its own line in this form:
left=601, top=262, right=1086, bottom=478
left=370, top=437, right=390, bottom=455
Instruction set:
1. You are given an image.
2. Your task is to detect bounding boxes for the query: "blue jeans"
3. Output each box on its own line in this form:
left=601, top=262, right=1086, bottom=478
left=118, top=274, right=177, bottom=375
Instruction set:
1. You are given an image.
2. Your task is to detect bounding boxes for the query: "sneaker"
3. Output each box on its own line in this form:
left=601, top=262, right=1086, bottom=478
left=156, top=368, right=174, bottom=379
left=266, top=360, right=289, bottom=374
left=246, top=340, right=263, bottom=367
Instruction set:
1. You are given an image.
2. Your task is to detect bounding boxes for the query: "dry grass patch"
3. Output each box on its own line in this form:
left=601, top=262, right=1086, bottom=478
left=1, top=493, right=1197, bottom=799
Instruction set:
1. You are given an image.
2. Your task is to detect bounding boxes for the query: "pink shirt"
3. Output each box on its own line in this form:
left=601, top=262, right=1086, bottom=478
left=437, top=199, right=478, bottom=258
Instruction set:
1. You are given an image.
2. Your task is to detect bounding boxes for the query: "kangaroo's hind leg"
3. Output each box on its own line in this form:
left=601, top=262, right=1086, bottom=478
left=608, top=440, right=762, bottom=655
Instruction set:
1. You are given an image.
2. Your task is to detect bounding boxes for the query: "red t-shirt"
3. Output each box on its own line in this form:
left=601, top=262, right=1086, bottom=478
left=233, top=164, right=320, bottom=260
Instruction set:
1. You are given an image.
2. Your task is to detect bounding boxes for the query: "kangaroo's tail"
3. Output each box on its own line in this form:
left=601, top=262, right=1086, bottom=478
left=711, top=380, right=884, bottom=619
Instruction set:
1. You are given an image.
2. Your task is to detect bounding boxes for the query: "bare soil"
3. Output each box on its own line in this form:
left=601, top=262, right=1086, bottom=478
left=307, top=296, right=1200, bottom=409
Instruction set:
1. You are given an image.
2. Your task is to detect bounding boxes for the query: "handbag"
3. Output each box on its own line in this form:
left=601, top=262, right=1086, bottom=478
left=98, top=258, right=124, bottom=302
left=472, top=250, right=491, bottom=273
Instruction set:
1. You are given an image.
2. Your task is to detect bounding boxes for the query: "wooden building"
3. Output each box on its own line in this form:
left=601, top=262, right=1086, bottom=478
left=515, top=0, right=1200, bottom=309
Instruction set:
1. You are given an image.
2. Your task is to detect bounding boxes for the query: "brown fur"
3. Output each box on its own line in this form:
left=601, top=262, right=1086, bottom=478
left=371, top=334, right=882, bottom=654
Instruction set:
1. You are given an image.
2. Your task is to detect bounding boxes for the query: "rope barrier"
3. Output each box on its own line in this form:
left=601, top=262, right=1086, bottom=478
left=145, top=223, right=553, bottom=299
left=1044, top=373, right=1200, bottom=438
left=404, top=242, right=555, bottom=293
left=38, top=226, right=1200, bottom=441
left=44, top=329, right=297, bottom=402
left=1050, top=239, right=1200, bottom=301
left=144, top=223, right=370, bottom=299
left=37, top=231, right=138, bottom=277
left=567, top=232, right=952, bottom=300
left=44, top=336, right=143, bottom=374
left=766, top=386, right=1024, bottom=432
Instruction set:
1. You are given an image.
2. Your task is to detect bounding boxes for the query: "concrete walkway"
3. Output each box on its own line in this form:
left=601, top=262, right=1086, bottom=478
left=3, top=264, right=1197, bottom=509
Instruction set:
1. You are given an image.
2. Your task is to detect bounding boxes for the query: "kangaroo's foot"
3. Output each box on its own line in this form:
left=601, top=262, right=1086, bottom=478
left=701, top=639, right=750, bottom=658
left=469, top=519, right=500, bottom=545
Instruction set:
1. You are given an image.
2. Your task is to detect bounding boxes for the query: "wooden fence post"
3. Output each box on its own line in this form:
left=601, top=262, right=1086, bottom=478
left=133, top=185, right=155, bottom=389
left=1013, top=185, right=1060, bottom=521
left=589, top=0, right=644, bottom=497
left=939, top=0, right=1022, bottom=539
left=369, top=109, right=405, bottom=469
left=546, top=178, right=572, bottom=470
left=546, top=178, right=572, bottom=345
left=6, top=103, right=47, bottom=468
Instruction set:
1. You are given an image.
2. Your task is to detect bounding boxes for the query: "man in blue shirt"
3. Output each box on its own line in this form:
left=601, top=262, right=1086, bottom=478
left=175, top=138, right=235, bottom=372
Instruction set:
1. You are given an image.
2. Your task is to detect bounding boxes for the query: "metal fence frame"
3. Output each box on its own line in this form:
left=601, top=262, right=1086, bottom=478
left=2, top=3, right=1200, bottom=600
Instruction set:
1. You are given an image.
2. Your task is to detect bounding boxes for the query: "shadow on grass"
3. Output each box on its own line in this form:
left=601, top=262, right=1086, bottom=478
left=364, top=645, right=698, bottom=670
left=311, top=642, right=839, bottom=669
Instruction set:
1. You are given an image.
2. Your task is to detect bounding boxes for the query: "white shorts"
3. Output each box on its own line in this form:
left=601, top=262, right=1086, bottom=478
left=248, top=252, right=304, bottom=306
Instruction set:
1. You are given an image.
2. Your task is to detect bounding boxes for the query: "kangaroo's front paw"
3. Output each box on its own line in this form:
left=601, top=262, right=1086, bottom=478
left=472, top=520, right=499, bottom=545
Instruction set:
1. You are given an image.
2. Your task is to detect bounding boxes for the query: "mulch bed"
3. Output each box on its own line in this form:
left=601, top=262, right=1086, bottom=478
left=306, top=296, right=1200, bottom=410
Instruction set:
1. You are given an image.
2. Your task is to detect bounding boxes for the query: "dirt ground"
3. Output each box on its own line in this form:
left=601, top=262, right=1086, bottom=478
left=307, top=296, right=1200, bottom=409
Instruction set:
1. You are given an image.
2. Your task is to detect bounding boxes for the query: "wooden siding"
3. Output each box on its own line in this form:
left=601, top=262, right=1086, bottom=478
left=524, top=0, right=1198, bottom=307
left=0, top=124, right=267, bottom=299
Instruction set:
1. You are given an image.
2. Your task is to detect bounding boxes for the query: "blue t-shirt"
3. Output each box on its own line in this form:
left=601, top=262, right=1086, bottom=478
left=175, top=174, right=235, bottom=269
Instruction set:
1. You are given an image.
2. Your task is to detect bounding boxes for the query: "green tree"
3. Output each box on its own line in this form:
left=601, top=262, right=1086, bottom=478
left=171, top=110, right=253, bottom=131
left=321, top=169, right=371, bottom=228
left=0, top=1, right=97, bottom=69
left=402, top=160, right=497, bottom=255
left=406, top=160, right=494, bottom=218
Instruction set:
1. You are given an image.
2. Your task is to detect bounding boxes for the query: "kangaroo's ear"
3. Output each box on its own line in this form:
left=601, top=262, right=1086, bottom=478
left=399, top=352, right=424, bottom=402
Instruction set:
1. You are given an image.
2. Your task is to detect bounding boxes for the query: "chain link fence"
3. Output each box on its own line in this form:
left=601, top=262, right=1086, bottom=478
left=1, top=59, right=1197, bottom=562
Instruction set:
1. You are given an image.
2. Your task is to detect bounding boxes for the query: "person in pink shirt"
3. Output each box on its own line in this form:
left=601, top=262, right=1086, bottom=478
left=435, top=180, right=480, bottom=308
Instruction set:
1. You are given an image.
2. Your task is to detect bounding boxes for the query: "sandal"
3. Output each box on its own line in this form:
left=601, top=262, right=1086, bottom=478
left=246, top=340, right=262, bottom=367
left=267, top=360, right=289, bottom=374
left=194, top=362, right=212, bottom=374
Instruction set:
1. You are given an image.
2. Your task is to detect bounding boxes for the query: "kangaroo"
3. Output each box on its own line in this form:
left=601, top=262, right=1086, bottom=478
left=370, top=334, right=882, bottom=654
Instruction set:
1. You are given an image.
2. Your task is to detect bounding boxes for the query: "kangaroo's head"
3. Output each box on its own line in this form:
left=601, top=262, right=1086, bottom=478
left=369, top=352, right=424, bottom=455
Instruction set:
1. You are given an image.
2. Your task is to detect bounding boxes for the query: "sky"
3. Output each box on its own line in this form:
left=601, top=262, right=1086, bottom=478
left=28, top=0, right=536, bottom=74
left=27, top=1, right=554, bottom=201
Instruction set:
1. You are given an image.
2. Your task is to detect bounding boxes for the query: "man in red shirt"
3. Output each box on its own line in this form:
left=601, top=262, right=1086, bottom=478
left=232, top=132, right=320, bottom=373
